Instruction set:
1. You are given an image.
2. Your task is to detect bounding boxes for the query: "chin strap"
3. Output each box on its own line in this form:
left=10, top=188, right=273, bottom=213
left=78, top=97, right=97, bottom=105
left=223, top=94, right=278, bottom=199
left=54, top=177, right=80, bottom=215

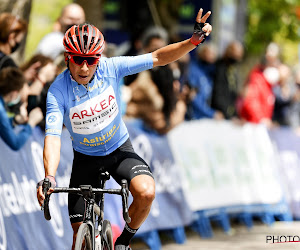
left=66, top=60, right=76, bottom=82
left=89, top=64, right=99, bottom=83
left=89, top=73, right=95, bottom=83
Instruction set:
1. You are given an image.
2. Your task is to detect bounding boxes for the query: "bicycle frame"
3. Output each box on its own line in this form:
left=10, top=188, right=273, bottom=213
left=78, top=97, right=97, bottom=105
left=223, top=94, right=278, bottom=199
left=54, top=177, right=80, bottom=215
left=42, top=174, right=131, bottom=250
left=79, top=185, right=98, bottom=250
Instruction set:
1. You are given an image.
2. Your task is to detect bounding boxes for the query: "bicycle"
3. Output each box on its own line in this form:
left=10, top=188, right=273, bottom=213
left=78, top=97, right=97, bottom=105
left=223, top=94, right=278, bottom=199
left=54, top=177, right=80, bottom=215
left=41, top=172, right=131, bottom=250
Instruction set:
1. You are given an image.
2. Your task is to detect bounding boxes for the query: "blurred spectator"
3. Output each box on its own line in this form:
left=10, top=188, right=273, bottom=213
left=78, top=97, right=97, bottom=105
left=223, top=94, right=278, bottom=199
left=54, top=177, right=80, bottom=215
left=264, top=42, right=281, bottom=67
left=126, top=70, right=163, bottom=120
left=125, top=26, right=186, bottom=134
left=141, top=26, right=169, bottom=53
left=124, top=26, right=169, bottom=86
left=238, top=42, right=285, bottom=127
left=35, top=3, right=85, bottom=61
left=126, top=66, right=186, bottom=134
left=238, top=58, right=279, bottom=127
left=0, top=13, right=45, bottom=120
left=150, top=65, right=186, bottom=133
left=0, top=67, right=43, bottom=150
left=116, top=30, right=143, bottom=57
left=272, top=63, right=293, bottom=126
left=284, top=65, right=300, bottom=129
left=125, top=26, right=167, bottom=116
left=0, top=13, right=40, bottom=80
left=186, top=43, right=224, bottom=120
left=211, top=40, right=244, bottom=119
left=20, top=54, right=57, bottom=121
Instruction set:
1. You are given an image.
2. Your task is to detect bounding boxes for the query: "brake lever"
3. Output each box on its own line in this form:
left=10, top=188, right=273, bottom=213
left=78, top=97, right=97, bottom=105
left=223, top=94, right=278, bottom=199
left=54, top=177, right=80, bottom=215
left=121, top=179, right=131, bottom=223
left=41, top=178, right=52, bottom=220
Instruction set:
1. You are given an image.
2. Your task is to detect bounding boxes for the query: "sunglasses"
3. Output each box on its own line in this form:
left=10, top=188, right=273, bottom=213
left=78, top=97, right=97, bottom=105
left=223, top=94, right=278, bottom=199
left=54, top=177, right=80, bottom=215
left=68, top=54, right=100, bottom=66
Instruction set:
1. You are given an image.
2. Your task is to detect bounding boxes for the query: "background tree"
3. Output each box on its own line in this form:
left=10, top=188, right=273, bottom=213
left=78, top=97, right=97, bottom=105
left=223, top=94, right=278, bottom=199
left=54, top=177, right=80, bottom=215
left=25, top=0, right=71, bottom=61
left=245, top=0, right=300, bottom=64
left=75, top=0, right=103, bottom=29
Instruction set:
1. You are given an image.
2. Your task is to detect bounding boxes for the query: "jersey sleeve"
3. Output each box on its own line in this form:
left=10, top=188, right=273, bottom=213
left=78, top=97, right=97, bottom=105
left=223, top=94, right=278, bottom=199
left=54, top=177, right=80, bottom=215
left=45, top=85, right=65, bottom=137
left=111, top=53, right=153, bottom=80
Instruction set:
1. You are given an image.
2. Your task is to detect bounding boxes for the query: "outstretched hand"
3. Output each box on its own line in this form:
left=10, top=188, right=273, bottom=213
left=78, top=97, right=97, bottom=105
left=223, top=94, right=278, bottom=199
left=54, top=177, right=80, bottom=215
left=196, top=8, right=212, bottom=35
left=190, top=8, right=212, bottom=46
left=151, top=8, right=213, bottom=67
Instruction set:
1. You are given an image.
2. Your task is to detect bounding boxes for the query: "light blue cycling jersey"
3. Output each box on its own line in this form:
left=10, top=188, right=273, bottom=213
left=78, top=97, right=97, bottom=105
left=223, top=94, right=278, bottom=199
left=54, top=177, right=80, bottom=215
left=45, top=53, right=153, bottom=156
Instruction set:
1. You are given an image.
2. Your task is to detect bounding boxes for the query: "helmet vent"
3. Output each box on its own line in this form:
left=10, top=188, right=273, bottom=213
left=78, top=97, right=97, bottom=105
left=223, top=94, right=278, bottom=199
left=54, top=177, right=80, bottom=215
left=69, top=34, right=77, bottom=50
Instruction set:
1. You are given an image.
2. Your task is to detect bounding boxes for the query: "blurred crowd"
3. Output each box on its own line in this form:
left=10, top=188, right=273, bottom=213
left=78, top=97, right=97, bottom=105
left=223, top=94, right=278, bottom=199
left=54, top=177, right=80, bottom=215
left=120, top=21, right=300, bottom=135
left=1, top=3, right=300, bottom=151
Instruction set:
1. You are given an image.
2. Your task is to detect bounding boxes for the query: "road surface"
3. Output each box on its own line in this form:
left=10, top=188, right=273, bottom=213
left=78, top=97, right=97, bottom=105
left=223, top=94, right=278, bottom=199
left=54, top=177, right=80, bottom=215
left=131, top=221, right=300, bottom=250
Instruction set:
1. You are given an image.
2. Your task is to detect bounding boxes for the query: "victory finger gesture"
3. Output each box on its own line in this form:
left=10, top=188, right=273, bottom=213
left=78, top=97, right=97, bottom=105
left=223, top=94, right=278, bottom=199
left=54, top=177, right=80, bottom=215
left=190, top=8, right=212, bottom=46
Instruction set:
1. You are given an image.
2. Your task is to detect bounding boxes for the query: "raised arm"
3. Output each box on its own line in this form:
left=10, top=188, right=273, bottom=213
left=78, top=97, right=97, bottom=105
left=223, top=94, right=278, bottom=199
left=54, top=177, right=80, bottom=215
left=152, top=8, right=212, bottom=67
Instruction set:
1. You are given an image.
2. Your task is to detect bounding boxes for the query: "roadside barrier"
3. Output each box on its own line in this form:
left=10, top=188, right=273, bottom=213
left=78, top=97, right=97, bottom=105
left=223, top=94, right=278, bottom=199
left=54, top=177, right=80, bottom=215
left=0, top=119, right=295, bottom=249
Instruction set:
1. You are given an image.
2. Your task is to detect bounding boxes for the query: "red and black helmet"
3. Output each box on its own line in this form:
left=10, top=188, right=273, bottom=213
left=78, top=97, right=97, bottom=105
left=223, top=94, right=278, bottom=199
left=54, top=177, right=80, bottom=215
left=63, top=23, right=105, bottom=55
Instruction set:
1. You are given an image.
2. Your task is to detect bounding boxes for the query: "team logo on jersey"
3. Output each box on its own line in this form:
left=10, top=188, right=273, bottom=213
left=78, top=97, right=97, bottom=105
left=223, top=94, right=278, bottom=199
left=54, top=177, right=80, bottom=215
left=69, top=85, right=119, bottom=135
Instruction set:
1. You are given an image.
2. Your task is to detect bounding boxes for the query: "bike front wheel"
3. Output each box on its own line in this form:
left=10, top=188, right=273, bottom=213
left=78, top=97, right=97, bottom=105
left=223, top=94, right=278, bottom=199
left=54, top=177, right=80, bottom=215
left=101, top=220, right=113, bottom=250
left=75, top=223, right=93, bottom=250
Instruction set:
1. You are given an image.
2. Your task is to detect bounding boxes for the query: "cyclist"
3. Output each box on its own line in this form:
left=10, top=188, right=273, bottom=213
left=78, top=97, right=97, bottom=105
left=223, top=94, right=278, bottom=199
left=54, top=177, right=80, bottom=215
left=37, top=8, right=212, bottom=250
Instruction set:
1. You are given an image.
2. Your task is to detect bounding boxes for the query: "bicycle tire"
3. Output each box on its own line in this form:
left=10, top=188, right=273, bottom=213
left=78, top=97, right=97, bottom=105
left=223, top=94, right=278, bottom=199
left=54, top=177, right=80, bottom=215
left=75, top=223, right=93, bottom=250
left=101, top=220, right=113, bottom=250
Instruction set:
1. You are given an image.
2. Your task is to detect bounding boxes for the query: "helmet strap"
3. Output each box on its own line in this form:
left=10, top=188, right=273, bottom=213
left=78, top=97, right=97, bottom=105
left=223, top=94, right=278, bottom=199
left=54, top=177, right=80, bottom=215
left=66, top=59, right=76, bottom=80
left=88, top=64, right=99, bottom=83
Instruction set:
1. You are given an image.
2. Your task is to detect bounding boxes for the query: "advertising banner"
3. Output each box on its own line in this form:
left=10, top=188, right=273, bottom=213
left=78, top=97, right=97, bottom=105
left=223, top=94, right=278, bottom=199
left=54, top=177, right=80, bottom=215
left=126, top=120, right=194, bottom=233
left=0, top=128, right=73, bottom=250
left=168, top=119, right=283, bottom=211
left=268, top=127, right=300, bottom=219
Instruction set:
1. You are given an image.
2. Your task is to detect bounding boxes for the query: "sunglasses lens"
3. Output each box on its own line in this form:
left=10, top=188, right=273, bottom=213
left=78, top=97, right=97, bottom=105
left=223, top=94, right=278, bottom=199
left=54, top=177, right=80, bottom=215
left=86, top=57, right=99, bottom=65
left=72, top=56, right=99, bottom=65
left=73, top=56, right=85, bottom=65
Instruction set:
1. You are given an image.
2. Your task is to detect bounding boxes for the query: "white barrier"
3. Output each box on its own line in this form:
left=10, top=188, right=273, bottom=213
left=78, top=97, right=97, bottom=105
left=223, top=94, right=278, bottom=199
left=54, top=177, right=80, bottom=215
left=168, top=119, right=284, bottom=211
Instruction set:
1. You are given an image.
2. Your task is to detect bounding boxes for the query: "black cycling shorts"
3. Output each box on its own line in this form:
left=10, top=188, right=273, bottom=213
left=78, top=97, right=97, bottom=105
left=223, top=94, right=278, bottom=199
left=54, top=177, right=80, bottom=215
left=68, top=138, right=153, bottom=223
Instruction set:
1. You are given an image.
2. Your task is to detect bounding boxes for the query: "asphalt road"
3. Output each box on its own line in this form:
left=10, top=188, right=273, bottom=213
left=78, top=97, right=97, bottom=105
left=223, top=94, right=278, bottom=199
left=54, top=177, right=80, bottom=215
left=131, top=221, right=300, bottom=250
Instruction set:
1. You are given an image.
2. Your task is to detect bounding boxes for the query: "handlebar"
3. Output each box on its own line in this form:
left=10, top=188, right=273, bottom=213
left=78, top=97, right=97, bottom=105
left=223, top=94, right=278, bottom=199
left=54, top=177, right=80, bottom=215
left=41, top=178, right=131, bottom=223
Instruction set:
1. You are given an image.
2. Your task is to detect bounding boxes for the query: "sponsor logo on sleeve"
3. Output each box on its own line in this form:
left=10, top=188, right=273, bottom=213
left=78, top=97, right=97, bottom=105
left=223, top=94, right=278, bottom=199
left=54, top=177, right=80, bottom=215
left=46, top=114, right=60, bottom=126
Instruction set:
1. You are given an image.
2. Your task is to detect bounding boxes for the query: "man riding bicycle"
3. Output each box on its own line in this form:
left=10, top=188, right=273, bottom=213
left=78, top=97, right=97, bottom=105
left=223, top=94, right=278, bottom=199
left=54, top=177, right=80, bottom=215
left=37, top=8, right=212, bottom=250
